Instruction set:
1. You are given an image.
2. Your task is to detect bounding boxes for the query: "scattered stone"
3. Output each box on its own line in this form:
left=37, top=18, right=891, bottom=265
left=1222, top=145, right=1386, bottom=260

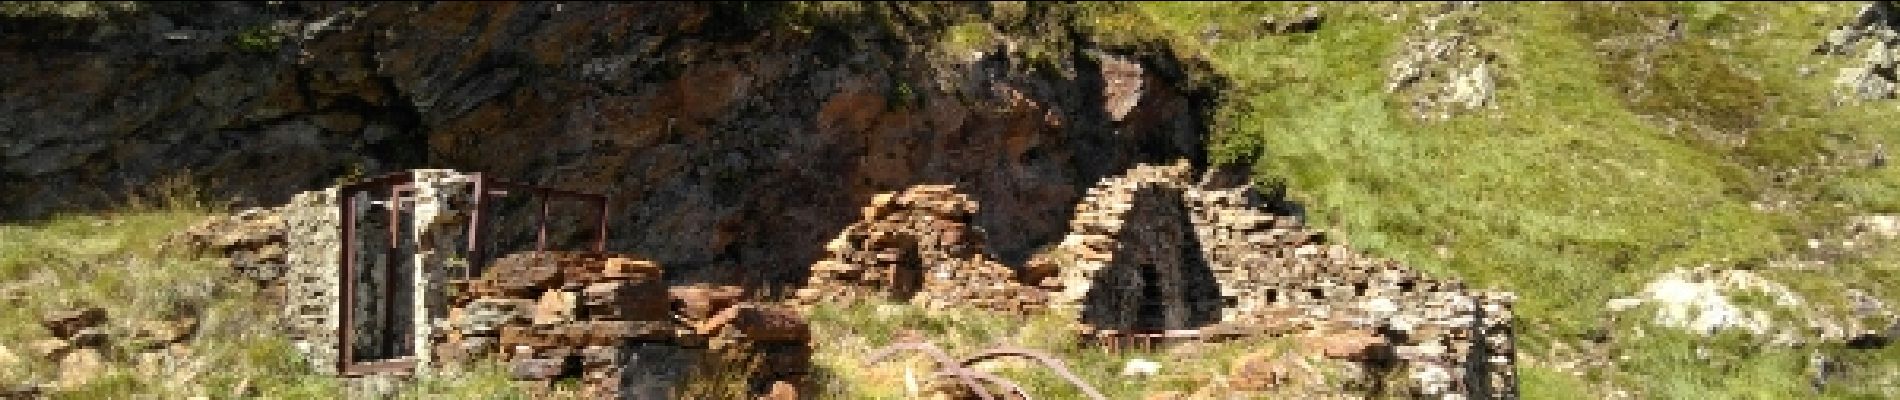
left=134, top=318, right=199, bottom=346
left=28, top=339, right=72, bottom=361
left=1258, top=6, right=1324, bottom=35
left=0, top=343, right=18, bottom=368
left=530, top=289, right=578, bottom=326
left=0, top=286, right=23, bottom=307
left=1386, top=2, right=1496, bottom=120
left=1121, top=358, right=1162, bottom=377
left=68, top=327, right=109, bottom=349
left=0, top=383, right=46, bottom=399
left=1228, top=350, right=1303, bottom=392
left=40, top=307, right=107, bottom=339
left=55, top=348, right=105, bottom=389
left=1849, top=215, right=1900, bottom=238
left=1606, top=298, right=1645, bottom=312
left=1815, top=2, right=1900, bottom=101
left=1640, top=268, right=1805, bottom=337
left=1301, top=330, right=1389, bottom=362
left=761, top=380, right=799, bottom=400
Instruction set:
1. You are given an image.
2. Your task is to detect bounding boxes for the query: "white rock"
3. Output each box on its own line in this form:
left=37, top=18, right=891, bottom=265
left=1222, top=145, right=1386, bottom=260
left=1638, top=268, right=1806, bottom=336
left=1364, top=297, right=1400, bottom=314
left=1849, top=215, right=1900, bottom=238
left=1605, top=298, right=1645, bottom=312
left=1120, top=359, right=1161, bottom=377
left=0, top=343, right=17, bottom=367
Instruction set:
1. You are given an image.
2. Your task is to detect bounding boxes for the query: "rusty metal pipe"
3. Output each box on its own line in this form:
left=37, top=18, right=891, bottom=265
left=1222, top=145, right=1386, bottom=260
left=337, top=187, right=355, bottom=375
left=466, top=174, right=484, bottom=276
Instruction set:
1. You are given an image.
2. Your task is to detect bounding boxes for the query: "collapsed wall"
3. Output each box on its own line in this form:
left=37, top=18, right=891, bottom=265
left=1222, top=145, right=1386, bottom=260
left=802, top=161, right=1519, bottom=399
left=795, top=185, right=1046, bottom=313
left=444, top=252, right=810, bottom=398
left=178, top=169, right=812, bottom=398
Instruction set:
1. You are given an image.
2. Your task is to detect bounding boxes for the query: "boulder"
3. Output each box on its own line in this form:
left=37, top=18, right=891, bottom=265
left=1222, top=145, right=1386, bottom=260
left=28, top=339, right=72, bottom=361
left=55, top=348, right=105, bottom=389
left=0, top=343, right=19, bottom=367
left=40, top=307, right=106, bottom=339
left=1300, top=330, right=1389, bottom=362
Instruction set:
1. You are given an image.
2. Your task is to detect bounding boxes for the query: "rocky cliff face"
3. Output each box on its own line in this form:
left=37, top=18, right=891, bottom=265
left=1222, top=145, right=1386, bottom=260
left=0, top=2, right=1222, bottom=285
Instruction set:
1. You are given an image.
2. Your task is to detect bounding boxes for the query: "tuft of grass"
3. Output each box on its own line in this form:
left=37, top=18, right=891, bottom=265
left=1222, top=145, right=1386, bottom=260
left=807, top=301, right=1393, bottom=399
left=0, top=204, right=516, bottom=396
left=233, top=24, right=285, bottom=54
left=398, top=360, right=530, bottom=399
left=0, top=1, right=137, bottom=19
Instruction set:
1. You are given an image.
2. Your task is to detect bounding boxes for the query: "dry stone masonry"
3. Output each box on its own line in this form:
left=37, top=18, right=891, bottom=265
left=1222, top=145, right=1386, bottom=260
left=796, top=185, right=1047, bottom=313
left=443, top=252, right=811, bottom=398
left=179, top=162, right=1517, bottom=398
left=801, top=161, right=1520, bottom=399
left=176, top=169, right=813, bottom=398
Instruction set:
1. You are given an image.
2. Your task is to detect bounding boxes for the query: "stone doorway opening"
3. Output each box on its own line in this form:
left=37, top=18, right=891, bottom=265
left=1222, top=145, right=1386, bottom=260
left=886, top=241, right=926, bottom=301
left=340, top=181, right=420, bottom=373
left=1080, top=186, right=1222, bottom=332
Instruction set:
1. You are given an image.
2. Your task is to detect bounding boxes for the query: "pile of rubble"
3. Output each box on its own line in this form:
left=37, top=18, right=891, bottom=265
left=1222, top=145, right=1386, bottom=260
left=12, top=307, right=198, bottom=392
left=165, top=206, right=293, bottom=292
left=796, top=185, right=1045, bottom=313
left=1386, top=1, right=1497, bottom=120
left=441, top=251, right=811, bottom=398
left=1816, top=1, right=1900, bottom=101
left=159, top=171, right=813, bottom=398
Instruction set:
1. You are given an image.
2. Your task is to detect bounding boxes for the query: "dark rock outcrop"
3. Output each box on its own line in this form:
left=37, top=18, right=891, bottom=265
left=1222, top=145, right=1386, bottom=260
left=1, top=2, right=1222, bottom=287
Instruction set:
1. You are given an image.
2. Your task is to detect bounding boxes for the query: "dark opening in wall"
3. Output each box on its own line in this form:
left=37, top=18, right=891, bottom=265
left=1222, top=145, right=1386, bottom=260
left=887, top=240, right=925, bottom=301
left=1080, top=186, right=1222, bottom=331
left=345, top=187, right=417, bottom=362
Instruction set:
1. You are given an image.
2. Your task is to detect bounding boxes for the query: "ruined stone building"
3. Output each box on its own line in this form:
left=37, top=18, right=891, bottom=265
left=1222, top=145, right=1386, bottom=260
left=194, top=169, right=808, bottom=398
left=185, top=164, right=1516, bottom=398
left=800, top=161, right=1520, bottom=399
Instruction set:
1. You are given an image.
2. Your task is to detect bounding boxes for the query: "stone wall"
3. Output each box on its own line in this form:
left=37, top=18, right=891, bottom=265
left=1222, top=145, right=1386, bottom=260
left=795, top=185, right=1045, bottom=313
left=443, top=251, right=810, bottom=398
left=198, top=170, right=814, bottom=397
left=279, top=188, right=343, bottom=372
left=800, top=161, right=1520, bottom=399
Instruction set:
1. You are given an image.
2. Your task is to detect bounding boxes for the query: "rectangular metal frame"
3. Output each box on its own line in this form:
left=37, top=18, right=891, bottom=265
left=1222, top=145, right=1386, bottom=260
left=336, top=171, right=609, bottom=376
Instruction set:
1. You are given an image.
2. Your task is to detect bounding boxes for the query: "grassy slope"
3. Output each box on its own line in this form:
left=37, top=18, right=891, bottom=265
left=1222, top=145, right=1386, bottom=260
left=0, top=209, right=532, bottom=398
left=1075, top=1, right=1900, bottom=398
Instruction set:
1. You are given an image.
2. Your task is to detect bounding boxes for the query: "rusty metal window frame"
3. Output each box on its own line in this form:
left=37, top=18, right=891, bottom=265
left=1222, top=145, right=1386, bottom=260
left=336, top=171, right=609, bottom=376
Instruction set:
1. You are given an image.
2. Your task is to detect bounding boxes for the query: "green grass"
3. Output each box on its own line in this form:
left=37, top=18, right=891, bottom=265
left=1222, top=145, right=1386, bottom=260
left=806, top=301, right=1383, bottom=399
left=0, top=208, right=524, bottom=397
left=0, top=1, right=137, bottom=19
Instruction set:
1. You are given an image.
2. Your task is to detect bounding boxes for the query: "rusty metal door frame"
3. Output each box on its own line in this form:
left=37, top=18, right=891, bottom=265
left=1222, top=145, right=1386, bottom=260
left=335, top=171, right=609, bottom=376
